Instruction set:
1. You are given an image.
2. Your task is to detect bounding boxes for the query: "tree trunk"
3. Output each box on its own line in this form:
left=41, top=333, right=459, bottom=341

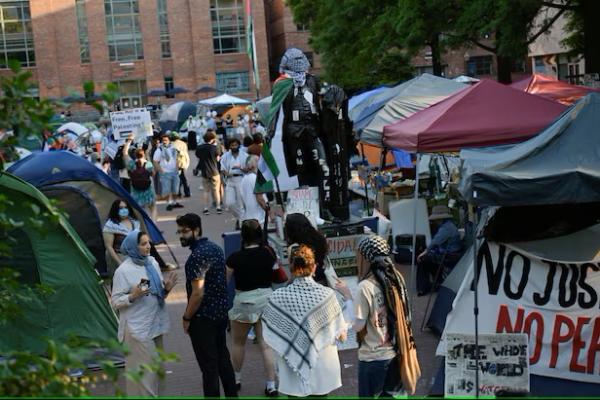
left=496, top=55, right=513, bottom=84
left=430, top=33, right=443, bottom=76
left=582, top=0, right=600, bottom=74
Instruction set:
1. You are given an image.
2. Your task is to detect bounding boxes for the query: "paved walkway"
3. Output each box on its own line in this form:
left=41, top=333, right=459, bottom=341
left=92, top=153, right=442, bottom=397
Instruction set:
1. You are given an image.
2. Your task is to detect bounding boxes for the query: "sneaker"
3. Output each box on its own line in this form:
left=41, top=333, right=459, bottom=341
left=264, top=387, right=278, bottom=397
left=173, top=202, right=184, bottom=208
left=203, top=208, right=210, bottom=215
left=216, top=207, right=223, bottom=214
left=161, top=263, right=177, bottom=271
left=166, top=204, right=174, bottom=211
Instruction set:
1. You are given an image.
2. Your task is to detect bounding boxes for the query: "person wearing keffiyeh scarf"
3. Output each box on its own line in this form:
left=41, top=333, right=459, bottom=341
left=111, top=230, right=177, bottom=397
left=261, top=245, right=347, bottom=396
left=335, top=234, right=415, bottom=397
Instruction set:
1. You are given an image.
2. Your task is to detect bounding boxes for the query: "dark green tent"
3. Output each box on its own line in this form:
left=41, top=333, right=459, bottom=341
left=0, top=172, right=117, bottom=353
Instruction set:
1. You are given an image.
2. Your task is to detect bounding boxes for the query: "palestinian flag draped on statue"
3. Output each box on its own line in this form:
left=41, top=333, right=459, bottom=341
left=255, top=77, right=295, bottom=193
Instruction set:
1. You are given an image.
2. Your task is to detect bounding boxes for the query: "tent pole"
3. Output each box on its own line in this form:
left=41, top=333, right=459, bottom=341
left=360, top=143, right=370, bottom=215
left=469, top=201, right=480, bottom=398
left=410, top=153, right=421, bottom=312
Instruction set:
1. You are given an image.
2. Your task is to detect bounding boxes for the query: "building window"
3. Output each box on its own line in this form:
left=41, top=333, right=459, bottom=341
left=105, top=0, right=143, bottom=62
left=216, top=71, right=249, bottom=93
left=210, top=0, right=246, bottom=54
left=157, top=0, right=170, bottom=58
left=0, top=0, right=35, bottom=68
left=164, top=76, right=173, bottom=98
left=115, top=79, right=146, bottom=109
left=466, top=55, right=493, bottom=77
left=75, top=0, right=90, bottom=63
left=296, top=23, right=308, bottom=32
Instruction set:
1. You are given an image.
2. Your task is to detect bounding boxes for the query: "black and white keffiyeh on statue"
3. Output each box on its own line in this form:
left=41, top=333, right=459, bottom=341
left=261, top=245, right=347, bottom=396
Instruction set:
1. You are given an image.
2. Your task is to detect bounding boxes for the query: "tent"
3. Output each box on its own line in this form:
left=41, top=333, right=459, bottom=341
left=511, top=73, right=600, bottom=105
left=0, top=172, right=117, bottom=353
left=459, top=93, right=600, bottom=207
left=159, top=101, right=197, bottom=132
left=57, top=122, right=89, bottom=136
left=360, top=74, right=466, bottom=146
left=198, top=93, right=250, bottom=107
left=348, top=86, right=388, bottom=114
left=383, top=79, right=567, bottom=153
left=7, top=151, right=166, bottom=277
left=452, top=75, right=479, bottom=84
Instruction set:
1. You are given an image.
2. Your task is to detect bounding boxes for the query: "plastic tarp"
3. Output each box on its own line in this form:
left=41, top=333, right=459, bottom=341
left=348, top=86, right=388, bottom=116
left=459, top=93, right=600, bottom=207
left=7, top=151, right=165, bottom=244
left=198, top=93, right=250, bottom=106
left=383, top=79, right=567, bottom=153
left=511, top=73, right=600, bottom=105
left=360, top=74, right=466, bottom=146
left=0, top=173, right=117, bottom=353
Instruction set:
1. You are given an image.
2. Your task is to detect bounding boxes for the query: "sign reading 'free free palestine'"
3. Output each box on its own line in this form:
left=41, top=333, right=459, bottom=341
left=110, top=108, right=153, bottom=140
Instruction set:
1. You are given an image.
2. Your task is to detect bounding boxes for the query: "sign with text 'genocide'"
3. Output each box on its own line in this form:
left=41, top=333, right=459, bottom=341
left=445, top=333, right=530, bottom=397
left=110, top=108, right=153, bottom=140
left=441, top=241, right=600, bottom=384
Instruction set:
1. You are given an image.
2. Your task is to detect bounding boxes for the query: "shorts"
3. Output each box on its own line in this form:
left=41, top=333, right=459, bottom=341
left=202, top=174, right=221, bottom=192
left=228, top=287, right=272, bottom=324
left=160, top=171, right=179, bottom=196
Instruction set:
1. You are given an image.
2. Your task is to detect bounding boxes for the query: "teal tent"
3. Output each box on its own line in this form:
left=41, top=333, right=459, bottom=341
left=0, top=172, right=117, bottom=353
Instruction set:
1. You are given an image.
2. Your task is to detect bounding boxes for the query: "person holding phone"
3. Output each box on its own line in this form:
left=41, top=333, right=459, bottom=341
left=111, top=230, right=178, bottom=396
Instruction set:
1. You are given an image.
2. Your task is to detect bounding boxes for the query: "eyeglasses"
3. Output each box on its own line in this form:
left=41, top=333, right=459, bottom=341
left=176, top=228, right=192, bottom=235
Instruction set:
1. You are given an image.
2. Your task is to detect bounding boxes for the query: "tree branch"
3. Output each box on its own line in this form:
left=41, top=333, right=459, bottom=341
left=468, top=40, right=497, bottom=54
left=526, top=6, right=566, bottom=44
left=542, top=1, right=576, bottom=11
left=442, top=32, right=497, bottom=54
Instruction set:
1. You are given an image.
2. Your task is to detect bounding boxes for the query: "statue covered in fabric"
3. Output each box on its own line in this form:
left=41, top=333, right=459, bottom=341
left=320, top=84, right=355, bottom=221
left=272, top=48, right=332, bottom=215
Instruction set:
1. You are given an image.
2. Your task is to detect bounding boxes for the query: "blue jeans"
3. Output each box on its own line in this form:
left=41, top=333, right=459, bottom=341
left=358, top=357, right=401, bottom=398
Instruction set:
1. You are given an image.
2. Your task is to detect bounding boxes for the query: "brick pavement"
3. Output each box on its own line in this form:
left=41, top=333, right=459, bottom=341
left=91, top=152, right=442, bottom=397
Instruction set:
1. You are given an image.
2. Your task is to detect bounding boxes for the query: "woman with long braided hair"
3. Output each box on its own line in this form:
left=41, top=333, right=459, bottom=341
left=336, top=235, right=416, bottom=397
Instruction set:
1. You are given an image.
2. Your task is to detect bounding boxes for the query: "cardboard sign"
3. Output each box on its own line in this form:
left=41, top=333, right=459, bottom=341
left=440, top=241, right=600, bottom=384
left=326, top=234, right=362, bottom=277
left=110, top=108, right=153, bottom=140
left=286, top=187, right=320, bottom=227
left=445, top=333, right=530, bottom=397
left=103, top=142, right=119, bottom=160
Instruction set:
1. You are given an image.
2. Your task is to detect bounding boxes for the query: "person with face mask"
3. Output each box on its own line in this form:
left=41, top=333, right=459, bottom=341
left=220, top=138, right=248, bottom=227
left=111, top=230, right=177, bottom=397
left=152, top=132, right=183, bottom=211
left=103, top=199, right=176, bottom=275
left=176, top=213, right=238, bottom=398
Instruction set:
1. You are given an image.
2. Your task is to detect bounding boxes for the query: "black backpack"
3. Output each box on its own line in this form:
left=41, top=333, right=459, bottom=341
left=130, top=162, right=152, bottom=191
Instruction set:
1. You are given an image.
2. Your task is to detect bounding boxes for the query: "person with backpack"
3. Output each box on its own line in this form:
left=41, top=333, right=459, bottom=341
left=123, top=137, right=157, bottom=221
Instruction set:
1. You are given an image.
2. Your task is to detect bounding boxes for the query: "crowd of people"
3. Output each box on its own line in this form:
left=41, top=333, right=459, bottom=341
left=73, top=110, right=431, bottom=398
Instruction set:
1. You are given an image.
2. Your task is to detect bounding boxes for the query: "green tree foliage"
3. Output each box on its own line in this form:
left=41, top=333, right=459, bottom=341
left=0, top=63, right=177, bottom=396
left=287, top=0, right=414, bottom=89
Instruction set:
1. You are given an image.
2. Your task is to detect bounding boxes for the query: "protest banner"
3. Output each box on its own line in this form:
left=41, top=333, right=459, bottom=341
left=440, top=241, right=600, bottom=383
left=445, top=333, right=529, bottom=397
left=286, top=187, right=320, bottom=226
left=109, top=108, right=152, bottom=140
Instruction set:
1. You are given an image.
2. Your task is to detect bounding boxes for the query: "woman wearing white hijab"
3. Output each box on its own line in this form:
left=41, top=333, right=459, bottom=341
left=111, top=230, right=177, bottom=397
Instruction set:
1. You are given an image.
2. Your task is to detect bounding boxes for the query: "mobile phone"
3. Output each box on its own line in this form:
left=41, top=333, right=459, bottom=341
left=139, top=278, right=150, bottom=291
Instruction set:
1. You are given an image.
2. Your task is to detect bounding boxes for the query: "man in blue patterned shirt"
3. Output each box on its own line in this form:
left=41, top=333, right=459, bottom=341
left=177, top=213, right=237, bottom=397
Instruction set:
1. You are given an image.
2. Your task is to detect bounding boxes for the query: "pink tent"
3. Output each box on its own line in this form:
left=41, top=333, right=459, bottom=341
left=382, top=79, right=567, bottom=153
left=511, top=73, right=600, bottom=105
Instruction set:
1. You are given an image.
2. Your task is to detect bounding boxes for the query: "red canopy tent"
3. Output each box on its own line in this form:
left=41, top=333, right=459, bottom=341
left=382, top=79, right=567, bottom=153
left=511, top=73, right=600, bottom=105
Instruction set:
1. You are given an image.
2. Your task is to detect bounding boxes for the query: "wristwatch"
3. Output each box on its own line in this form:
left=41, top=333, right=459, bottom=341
left=182, top=315, right=192, bottom=322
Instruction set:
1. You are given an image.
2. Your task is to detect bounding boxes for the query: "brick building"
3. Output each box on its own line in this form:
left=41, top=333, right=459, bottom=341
left=265, top=0, right=321, bottom=80
left=0, top=0, right=272, bottom=113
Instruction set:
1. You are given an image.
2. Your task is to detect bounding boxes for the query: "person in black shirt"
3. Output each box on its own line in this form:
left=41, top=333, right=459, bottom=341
left=177, top=213, right=237, bottom=398
left=226, top=219, right=278, bottom=396
left=194, top=130, right=222, bottom=215
left=284, top=213, right=329, bottom=286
